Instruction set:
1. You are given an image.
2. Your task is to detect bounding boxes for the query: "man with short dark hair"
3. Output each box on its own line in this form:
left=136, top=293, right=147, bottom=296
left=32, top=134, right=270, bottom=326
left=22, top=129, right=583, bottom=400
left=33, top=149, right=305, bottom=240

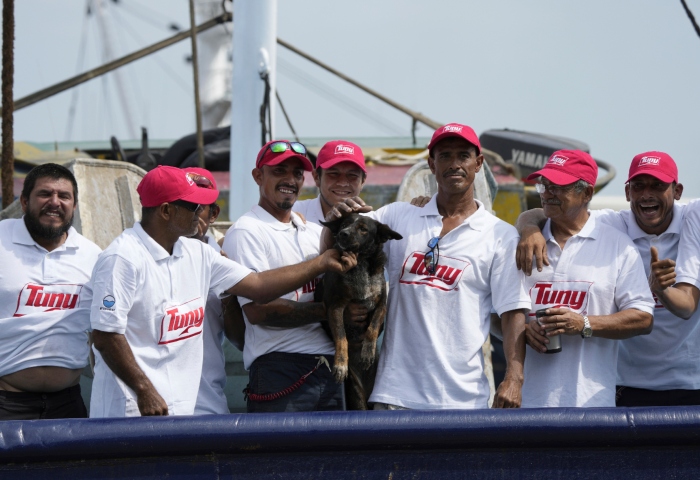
left=0, top=163, right=101, bottom=420
left=88, top=165, right=356, bottom=417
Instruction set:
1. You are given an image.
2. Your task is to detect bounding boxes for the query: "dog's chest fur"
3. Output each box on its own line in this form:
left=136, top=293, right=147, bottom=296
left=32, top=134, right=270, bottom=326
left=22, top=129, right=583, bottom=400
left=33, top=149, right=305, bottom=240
left=336, top=257, right=385, bottom=309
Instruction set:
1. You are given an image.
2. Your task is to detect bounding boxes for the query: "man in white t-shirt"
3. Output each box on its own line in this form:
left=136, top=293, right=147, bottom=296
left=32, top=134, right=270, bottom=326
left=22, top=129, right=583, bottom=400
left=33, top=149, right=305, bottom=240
left=294, top=140, right=367, bottom=225
left=322, top=123, right=532, bottom=410
left=224, top=140, right=348, bottom=413
left=517, top=152, right=700, bottom=406
left=515, top=150, right=654, bottom=408
left=89, top=165, right=357, bottom=417
left=0, top=163, right=101, bottom=420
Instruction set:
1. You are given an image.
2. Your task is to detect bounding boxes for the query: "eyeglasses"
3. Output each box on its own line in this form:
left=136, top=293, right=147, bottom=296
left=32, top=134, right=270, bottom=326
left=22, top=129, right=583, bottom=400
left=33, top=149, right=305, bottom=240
left=186, top=173, right=214, bottom=189
left=424, top=236, right=440, bottom=274
left=535, top=183, right=576, bottom=196
left=171, top=199, right=202, bottom=213
left=256, top=141, right=307, bottom=168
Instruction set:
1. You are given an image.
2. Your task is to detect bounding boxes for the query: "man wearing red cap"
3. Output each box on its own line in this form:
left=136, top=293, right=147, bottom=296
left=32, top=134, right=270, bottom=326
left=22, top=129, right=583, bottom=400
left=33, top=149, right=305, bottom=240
left=294, top=140, right=367, bottom=225
left=517, top=151, right=700, bottom=406
left=223, top=140, right=347, bottom=412
left=88, top=165, right=356, bottom=417
left=515, top=150, right=654, bottom=407
left=322, top=123, right=531, bottom=410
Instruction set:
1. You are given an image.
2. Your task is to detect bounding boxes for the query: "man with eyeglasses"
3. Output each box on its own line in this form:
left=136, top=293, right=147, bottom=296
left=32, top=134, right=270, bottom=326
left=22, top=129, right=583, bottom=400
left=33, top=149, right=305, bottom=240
left=514, top=150, right=654, bottom=407
left=322, top=124, right=531, bottom=410
left=88, top=165, right=357, bottom=417
left=517, top=150, right=700, bottom=406
left=223, top=140, right=349, bottom=413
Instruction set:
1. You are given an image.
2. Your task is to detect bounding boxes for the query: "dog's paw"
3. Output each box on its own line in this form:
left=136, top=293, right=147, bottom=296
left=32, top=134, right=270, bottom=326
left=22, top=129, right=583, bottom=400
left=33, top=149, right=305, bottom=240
left=360, top=341, right=376, bottom=370
left=333, top=364, right=348, bottom=383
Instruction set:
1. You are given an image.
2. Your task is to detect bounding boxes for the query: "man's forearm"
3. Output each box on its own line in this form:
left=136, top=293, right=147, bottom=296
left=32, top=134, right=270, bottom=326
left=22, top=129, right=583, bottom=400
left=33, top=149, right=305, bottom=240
left=589, top=309, right=653, bottom=339
left=243, top=299, right=326, bottom=328
left=222, top=296, right=245, bottom=351
left=501, top=309, right=526, bottom=382
left=231, top=255, right=325, bottom=303
left=655, top=283, right=700, bottom=320
left=92, top=330, right=155, bottom=395
left=515, top=208, right=546, bottom=235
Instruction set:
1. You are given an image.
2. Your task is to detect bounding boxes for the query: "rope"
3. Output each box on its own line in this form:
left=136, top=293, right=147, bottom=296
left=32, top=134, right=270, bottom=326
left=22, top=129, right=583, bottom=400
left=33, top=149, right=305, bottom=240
left=244, top=356, right=330, bottom=402
left=680, top=0, right=700, bottom=39
left=259, top=72, right=272, bottom=146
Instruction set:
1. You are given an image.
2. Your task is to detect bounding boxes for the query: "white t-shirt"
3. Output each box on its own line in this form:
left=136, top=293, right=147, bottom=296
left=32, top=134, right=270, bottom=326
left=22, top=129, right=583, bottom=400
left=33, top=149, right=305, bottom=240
left=89, top=222, right=252, bottom=417
left=194, top=236, right=229, bottom=415
left=365, top=196, right=531, bottom=409
left=223, top=205, right=333, bottom=370
left=0, top=218, right=101, bottom=377
left=293, top=196, right=326, bottom=225
left=593, top=204, right=700, bottom=391
left=676, top=199, right=700, bottom=291
left=521, top=215, right=655, bottom=408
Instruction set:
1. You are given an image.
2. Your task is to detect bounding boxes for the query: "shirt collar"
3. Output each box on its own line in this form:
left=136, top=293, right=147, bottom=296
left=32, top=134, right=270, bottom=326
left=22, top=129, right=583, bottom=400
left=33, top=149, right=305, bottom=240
left=251, top=204, right=306, bottom=231
left=419, top=195, right=487, bottom=232
left=133, top=221, right=183, bottom=261
left=625, top=202, right=683, bottom=240
left=12, top=217, right=80, bottom=252
left=543, top=212, right=599, bottom=241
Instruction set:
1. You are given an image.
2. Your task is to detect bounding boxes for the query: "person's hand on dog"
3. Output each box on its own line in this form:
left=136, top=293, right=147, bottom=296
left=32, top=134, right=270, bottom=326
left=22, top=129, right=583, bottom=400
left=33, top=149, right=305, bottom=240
left=325, top=196, right=373, bottom=222
left=492, top=377, right=522, bottom=408
left=410, top=196, right=431, bottom=207
left=320, top=249, right=358, bottom=273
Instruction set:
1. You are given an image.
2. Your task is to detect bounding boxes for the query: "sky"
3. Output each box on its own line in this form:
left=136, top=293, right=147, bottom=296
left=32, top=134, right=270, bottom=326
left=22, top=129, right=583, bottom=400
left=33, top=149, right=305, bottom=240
left=8, top=0, right=700, bottom=197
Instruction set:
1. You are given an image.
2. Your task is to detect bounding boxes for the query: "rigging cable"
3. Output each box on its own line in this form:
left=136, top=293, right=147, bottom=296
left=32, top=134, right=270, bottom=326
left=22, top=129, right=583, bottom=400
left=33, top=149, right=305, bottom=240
left=680, top=0, right=700, bottom=39
left=64, top=0, right=91, bottom=141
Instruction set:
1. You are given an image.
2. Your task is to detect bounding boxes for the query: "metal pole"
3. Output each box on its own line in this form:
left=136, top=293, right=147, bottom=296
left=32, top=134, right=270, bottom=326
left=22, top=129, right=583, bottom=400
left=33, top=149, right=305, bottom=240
left=188, top=0, right=205, bottom=168
left=1, top=0, right=14, bottom=209
left=277, top=38, right=442, bottom=131
left=4, top=12, right=232, bottom=115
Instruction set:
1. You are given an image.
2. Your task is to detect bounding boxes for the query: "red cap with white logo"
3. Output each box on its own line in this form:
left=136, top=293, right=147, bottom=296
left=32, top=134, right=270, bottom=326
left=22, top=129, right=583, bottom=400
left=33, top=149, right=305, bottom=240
left=526, top=149, right=598, bottom=186
left=316, top=140, right=367, bottom=172
left=627, top=151, right=678, bottom=183
left=427, top=123, right=481, bottom=154
left=137, top=165, right=220, bottom=207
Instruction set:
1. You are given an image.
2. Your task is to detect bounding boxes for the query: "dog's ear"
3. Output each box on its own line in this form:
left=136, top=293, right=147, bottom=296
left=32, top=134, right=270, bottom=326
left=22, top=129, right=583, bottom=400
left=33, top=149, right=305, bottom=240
left=319, top=217, right=345, bottom=235
left=376, top=222, right=403, bottom=244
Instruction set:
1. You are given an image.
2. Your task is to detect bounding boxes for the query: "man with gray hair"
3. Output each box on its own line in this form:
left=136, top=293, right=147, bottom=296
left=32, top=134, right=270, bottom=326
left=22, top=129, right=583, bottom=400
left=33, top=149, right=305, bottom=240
left=518, top=150, right=654, bottom=407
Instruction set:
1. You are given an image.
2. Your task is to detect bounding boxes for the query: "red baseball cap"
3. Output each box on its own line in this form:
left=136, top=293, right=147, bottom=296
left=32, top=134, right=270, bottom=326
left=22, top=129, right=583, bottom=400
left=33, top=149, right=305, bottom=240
left=137, top=165, right=220, bottom=207
left=427, top=123, right=481, bottom=154
left=316, top=140, right=367, bottom=172
left=256, top=140, right=314, bottom=172
left=526, top=149, right=598, bottom=186
left=627, top=151, right=678, bottom=183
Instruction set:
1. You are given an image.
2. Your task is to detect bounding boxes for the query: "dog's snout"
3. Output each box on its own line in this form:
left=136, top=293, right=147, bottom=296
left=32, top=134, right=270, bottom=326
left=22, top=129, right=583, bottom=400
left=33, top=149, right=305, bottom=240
left=338, top=230, right=350, bottom=240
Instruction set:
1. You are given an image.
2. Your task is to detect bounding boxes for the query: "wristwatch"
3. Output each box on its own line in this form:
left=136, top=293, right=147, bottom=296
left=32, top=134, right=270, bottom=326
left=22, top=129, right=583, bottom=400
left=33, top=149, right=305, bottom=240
left=581, top=316, right=592, bottom=338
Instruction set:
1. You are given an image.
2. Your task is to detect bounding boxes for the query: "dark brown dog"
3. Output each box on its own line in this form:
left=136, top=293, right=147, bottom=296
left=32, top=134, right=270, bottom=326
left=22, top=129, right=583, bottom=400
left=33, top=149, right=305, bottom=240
left=318, top=213, right=402, bottom=410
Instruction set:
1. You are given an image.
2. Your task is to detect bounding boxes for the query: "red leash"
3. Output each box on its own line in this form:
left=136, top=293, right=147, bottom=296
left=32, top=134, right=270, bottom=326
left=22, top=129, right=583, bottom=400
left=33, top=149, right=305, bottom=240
left=244, top=356, right=331, bottom=402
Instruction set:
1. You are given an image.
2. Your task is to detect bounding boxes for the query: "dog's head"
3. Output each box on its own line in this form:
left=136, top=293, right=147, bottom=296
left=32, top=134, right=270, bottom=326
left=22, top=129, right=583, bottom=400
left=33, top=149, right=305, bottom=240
left=321, top=213, right=402, bottom=256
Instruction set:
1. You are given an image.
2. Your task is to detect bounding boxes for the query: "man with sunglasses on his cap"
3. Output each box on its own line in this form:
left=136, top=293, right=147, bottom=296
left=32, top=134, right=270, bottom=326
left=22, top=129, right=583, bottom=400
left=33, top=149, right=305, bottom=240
left=517, top=151, right=700, bottom=406
left=322, top=124, right=531, bottom=410
left=514, top=150, right=654, bottom=408
left=294, top=140, right=367, bottom=225
left=223, top=140, right=351, bottom=412
left=88, top=165, right=357, bottom=417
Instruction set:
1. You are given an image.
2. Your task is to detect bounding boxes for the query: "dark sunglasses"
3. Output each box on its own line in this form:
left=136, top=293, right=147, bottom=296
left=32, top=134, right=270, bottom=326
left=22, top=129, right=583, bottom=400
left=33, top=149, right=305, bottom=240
left=187, top=173, right=214, bottom=189
left=171, top=199, right=201, bottom=213
left=256, top=141, right=307, bottom=168
left=424, top=236, right=440, bottom=274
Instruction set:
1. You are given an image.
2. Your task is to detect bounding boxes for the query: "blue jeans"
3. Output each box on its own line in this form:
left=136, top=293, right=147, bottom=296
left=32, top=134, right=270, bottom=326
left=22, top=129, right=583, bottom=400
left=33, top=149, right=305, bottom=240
left=247, top=352, right=345, bottom=413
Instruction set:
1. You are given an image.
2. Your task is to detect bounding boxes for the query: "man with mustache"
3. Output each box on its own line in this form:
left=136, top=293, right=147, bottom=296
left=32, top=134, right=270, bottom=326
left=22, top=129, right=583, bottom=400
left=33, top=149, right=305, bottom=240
left=223, top=140, right=346, bottom=412
left=518, top=152, right=700, bottom=406
left=515, top=150, right=654, bottom=407
left=0, top=163, right=101, bottom=419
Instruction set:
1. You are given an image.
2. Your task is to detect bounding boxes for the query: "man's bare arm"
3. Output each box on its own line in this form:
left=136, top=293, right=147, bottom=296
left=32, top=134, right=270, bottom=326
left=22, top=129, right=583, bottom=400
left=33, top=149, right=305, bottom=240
left=493, top=309, right=526, bottom=408
left=514, top=208, right=549, bottom=275
left=649, top=246, right=700, bottom=319
left=92, top=330, right=168, bottom=416
left=536, top=307, right=653, bottom=340
left=242, top=299, right=326, bottom=328
left=222, top=296, right=245, bottom=351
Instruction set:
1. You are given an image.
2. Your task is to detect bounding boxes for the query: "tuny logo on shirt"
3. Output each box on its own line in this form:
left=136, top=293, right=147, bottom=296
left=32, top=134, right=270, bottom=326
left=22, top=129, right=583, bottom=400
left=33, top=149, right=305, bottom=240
left=158, top=297, right=205, bottom=345
left=651, top=292, right=665, bottom=309
left=14, top=283, right=83, bottom=317
left=638, top=156, right=660, bottom=167
left=443, top=125, right=463, bottom=133
left=334, top=144, right=354, bottom=155
left=294, top=277, right=321, bottom=302
left=529, top=281, right=593, bottom=316
left=399, top=252, right=469, bottom=291
left=548, top=155, right=568, bottom=166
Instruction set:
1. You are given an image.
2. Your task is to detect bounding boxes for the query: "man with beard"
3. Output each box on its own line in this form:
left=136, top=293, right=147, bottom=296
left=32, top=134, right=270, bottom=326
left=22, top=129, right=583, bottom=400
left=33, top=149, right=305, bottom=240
left=0, top=163, right=101, bottom=419
left=223, top=140, right=345, bottom=412
left=294, top=140, right=367, bottom=225
left=89, top=165, right=356, bottom=417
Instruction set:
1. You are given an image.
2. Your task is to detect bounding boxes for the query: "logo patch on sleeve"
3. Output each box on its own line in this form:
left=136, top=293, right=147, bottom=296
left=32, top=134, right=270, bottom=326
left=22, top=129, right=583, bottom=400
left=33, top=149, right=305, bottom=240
left=158, top=297, right=206, bottom=345
left=14, top=283, right=83, bottom=317
left=399, top=252, right=469, bottom=291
